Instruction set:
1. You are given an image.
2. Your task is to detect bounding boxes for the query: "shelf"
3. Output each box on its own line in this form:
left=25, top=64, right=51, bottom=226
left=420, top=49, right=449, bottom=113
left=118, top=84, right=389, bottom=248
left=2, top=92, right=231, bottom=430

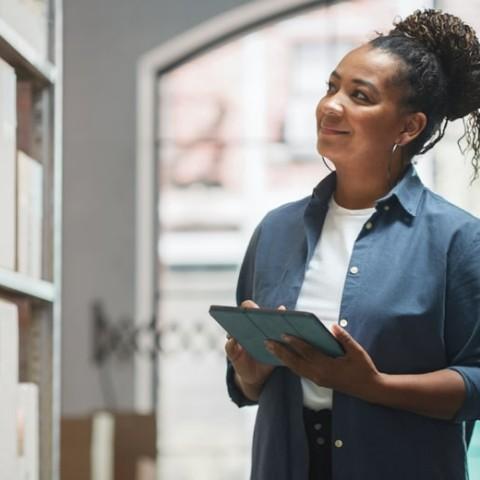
left=0, top=268, right=55, bottom=302
left=1, top=0, right=61, bottom=477
left=0, top=16, right=56, bottom=85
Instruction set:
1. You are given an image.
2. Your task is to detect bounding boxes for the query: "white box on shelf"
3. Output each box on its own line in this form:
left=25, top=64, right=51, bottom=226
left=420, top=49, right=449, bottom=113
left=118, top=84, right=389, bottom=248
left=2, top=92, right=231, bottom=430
left=17, top=150, right=43, bottom=279
left=17, top=383, right=39, bottom=480
left=0, top=0, right=49, bottom=60
left=0, top=57, right=16, bottom=271
left=0, top=299, right=19, bottom=479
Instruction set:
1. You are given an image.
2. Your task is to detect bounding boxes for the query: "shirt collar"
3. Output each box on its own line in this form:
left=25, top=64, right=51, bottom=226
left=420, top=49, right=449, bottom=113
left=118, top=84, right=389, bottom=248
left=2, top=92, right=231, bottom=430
left=311, top=164, right=425, bottom=218
left=376, top=165, right=425, bottom=217
left=312, top=171, right=336, bottom=206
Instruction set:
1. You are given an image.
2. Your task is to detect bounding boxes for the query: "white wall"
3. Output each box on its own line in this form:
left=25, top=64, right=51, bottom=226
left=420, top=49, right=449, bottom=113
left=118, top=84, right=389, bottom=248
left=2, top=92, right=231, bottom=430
left=62, top=0, right=255, bottom=415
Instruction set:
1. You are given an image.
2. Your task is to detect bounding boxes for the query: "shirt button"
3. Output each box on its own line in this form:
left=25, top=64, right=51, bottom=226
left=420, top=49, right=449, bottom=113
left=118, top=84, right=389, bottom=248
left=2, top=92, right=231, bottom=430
left=339, top=318, right=348, bottom=328
left=316, top=437, right=326, bottom=446
left=350, top=266, right=359, bottom=275
left=335, top=439, right=344, bottom=448
left=365, top=221, right=373, bottom=230
left=314, top=423, right=322, bottom=431
left=383, top=205, right=390, bottom=211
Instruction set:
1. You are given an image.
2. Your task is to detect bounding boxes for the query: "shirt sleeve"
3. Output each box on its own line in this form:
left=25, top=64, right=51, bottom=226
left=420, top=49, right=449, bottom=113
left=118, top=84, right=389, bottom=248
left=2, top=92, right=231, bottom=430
left=445, top=227, right=480, bottom=422
left=235, top=223, right=262, bottom=307
left=225, top=224, right=263, bottom=407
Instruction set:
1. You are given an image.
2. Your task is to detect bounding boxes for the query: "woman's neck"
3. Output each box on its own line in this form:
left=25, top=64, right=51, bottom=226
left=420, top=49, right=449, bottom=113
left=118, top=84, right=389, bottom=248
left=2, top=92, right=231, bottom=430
left=332, top=163, right=406, bottom=209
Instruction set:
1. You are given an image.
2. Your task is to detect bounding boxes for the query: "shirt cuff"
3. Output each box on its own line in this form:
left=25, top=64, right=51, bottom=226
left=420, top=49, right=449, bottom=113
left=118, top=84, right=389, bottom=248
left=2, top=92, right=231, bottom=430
left=226, top=360, right=258, bottom=407
left=448, top=366, right=480, bottom=422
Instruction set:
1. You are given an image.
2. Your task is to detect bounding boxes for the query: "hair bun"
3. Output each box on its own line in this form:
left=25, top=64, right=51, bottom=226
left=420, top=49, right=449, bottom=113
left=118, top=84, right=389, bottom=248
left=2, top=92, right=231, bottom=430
left=392, top=9, right=480, bottom=120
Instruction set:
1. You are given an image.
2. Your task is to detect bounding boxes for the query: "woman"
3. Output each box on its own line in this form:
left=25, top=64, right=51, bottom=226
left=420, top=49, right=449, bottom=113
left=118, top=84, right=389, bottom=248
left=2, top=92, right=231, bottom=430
left=225, top=9, right=480, bottom=480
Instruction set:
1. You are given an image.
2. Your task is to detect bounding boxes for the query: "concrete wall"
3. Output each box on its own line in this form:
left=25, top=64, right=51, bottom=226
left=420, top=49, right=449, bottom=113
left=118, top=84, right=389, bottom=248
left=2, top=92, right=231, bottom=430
left=62, top=0, right=255, bottom=415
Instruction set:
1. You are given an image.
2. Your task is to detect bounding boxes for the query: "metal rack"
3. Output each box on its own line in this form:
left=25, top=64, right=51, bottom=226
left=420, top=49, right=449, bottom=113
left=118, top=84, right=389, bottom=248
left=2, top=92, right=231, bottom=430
left=0, top=0, right=62, bottom=478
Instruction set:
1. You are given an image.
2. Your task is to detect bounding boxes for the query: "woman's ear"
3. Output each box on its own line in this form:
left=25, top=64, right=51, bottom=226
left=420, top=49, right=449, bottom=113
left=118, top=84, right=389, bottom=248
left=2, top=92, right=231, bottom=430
left=397, top=112, right=427, bottom=146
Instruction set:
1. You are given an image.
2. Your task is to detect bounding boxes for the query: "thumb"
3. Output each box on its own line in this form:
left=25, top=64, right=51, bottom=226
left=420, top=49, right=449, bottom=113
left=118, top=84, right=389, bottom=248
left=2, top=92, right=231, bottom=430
left=331, top=324, right=360, bottom=354
left=241, top=299, right=259, bottom=309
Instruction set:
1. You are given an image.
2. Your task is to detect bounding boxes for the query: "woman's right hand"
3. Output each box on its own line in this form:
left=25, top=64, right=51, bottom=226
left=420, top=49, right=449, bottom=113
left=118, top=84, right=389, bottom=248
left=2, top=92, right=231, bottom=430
left=225, top=300, right=280, bottom=390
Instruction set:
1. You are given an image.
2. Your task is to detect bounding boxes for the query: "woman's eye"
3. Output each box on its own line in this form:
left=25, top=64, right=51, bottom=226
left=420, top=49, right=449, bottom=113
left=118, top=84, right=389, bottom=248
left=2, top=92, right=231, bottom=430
left=353, top=90, right=370, bottom=102
left=325, top=81, right=335, bottom=93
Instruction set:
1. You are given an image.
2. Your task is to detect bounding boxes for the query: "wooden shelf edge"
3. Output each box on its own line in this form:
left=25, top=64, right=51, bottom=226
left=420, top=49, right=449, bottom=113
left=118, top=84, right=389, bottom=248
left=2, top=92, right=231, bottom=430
left=0, top=16, right=56, bottom=85
left=0, top=268, right=55, bottom=302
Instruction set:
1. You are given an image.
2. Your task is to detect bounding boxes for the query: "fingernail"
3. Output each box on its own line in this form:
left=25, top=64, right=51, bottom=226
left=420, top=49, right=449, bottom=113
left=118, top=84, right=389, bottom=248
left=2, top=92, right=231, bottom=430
left=281, top=334, right=290, bottom=342
left=264, top=341, right=273, bottom=352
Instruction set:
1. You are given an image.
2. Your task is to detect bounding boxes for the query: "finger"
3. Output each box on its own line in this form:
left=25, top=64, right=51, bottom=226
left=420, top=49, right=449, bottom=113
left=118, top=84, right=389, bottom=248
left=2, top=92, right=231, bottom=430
left=224, top=337, right=236, bottom=356
left=282, top=335, right=328, bottom=362
left=331, top=324, right=362, bottom=354
left=225, top=338, right=242, bottom=361
left=265, top=340, right=304, bottom=374
left=277, top=305, right=287, bottom=310
left=241, top=299, right=259, bottom=309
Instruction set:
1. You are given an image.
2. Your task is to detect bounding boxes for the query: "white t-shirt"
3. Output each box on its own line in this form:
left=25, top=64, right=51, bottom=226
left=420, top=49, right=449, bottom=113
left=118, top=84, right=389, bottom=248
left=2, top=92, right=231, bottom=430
left=295, top=195, right=375, bottom=410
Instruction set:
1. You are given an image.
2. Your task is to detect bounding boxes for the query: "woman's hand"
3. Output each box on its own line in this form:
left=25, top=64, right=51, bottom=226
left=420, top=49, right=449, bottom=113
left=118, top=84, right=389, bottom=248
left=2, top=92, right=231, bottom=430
left=266, top=325, right=466, bottom=419
left=225, top=300, right=279, bottom=399
left=265, top=324, right=382, bottom=402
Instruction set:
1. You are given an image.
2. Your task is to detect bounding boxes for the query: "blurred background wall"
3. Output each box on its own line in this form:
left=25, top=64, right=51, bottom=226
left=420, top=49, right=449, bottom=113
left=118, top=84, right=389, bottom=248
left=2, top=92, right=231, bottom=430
left=62, top=0, right=254, bottom=415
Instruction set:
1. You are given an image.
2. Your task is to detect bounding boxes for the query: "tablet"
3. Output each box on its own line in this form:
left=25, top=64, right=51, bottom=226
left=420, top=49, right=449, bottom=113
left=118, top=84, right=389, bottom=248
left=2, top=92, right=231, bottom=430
left=209, top=305, right=345, bottom=366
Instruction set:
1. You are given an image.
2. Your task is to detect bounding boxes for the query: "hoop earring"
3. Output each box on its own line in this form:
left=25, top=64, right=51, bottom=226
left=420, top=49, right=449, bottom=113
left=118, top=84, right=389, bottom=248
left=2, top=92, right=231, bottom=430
left=322, top=156, right=334, bottom=172
left=388, top=144, right=398, bottom=187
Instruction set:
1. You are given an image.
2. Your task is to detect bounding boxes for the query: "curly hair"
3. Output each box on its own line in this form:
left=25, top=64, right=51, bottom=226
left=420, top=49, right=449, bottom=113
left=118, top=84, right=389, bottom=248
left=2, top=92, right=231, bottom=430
left=370, top=9, right=480, bottom=180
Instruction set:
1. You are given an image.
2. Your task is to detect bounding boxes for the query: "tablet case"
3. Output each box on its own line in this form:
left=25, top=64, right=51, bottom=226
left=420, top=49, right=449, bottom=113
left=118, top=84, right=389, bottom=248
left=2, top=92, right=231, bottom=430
left=209, top=305, right=344, bottom=365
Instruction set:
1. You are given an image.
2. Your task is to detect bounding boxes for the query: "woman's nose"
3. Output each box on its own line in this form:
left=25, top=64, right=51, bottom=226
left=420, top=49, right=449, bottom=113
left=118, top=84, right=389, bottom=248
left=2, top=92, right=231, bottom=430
left=322, top=94, right=344, bottom=116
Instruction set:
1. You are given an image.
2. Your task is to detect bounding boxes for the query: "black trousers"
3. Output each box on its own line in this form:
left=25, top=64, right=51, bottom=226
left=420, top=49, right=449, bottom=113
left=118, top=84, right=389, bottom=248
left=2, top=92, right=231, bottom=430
left=303, top=407, right=332, bottom=480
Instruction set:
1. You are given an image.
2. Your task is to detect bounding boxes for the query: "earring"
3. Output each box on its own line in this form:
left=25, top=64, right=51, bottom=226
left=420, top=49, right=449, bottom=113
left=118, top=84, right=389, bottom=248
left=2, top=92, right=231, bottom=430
left=387, top=144, right=399, bottom=186
left=321, top=156, right=334, bottom=172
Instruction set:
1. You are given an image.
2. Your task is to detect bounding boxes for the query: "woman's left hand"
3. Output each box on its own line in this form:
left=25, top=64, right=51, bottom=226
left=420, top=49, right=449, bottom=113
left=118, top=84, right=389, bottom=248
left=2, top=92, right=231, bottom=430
left=265, top=324, right=384, bottom=401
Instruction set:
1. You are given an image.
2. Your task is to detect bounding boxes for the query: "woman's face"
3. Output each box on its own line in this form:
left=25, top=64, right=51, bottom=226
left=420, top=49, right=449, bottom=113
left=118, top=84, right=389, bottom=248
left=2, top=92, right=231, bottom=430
left=316, top=44, right=410, bottom=170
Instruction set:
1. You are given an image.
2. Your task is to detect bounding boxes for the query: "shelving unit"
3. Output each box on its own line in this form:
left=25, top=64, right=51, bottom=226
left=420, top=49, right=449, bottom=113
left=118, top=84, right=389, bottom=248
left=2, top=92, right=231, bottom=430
left=0, top=16, right=56, bottom=84
left=0, top=0, right=62, bottom=478
left=0, top=268, right=55, bottom=302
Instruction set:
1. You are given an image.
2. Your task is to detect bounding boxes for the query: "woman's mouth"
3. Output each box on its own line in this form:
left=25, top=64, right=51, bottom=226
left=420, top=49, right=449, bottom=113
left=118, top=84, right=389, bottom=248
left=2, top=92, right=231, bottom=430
left=319, top=126, right=350, bottom=135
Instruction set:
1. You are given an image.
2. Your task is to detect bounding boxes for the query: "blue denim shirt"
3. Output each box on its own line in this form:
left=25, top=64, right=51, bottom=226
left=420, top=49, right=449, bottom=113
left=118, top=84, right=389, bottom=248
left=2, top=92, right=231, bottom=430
left=226, top=166, right=480, bottom=480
